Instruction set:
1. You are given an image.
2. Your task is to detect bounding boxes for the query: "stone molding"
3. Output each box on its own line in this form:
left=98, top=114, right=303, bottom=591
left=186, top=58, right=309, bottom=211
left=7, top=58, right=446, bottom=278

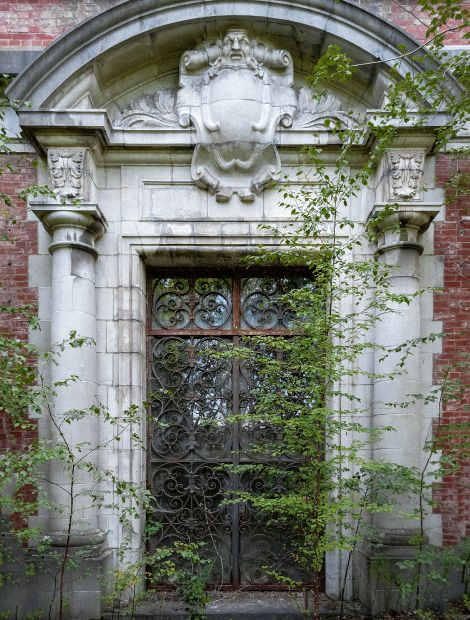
left=368, top=205, right=440, bottom=255
left=31, top=204, right=107, bottom=257
left=17, top=109, right=454, bottom=156
left=48, top=528, right=107, bottom=553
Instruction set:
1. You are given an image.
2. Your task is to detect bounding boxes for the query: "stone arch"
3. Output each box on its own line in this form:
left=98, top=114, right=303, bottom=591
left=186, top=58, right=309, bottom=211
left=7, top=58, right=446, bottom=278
left=7, top=0, right=451, bottom=108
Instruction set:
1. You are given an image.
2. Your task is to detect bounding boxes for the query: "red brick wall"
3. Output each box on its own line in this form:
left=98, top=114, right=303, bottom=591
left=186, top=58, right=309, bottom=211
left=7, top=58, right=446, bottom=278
left=0, top=156, right=37, bottom=337
left=0, top=155, right=39, bottom=528
left=0, top=0, right=120, bottom=49
left=0, top=1, right=468, bottom=50
left=433, top=156, right=470, bottom=545
left=352, top=0, right=470, bottom=44
left=0, top=155, right=38, bottom=453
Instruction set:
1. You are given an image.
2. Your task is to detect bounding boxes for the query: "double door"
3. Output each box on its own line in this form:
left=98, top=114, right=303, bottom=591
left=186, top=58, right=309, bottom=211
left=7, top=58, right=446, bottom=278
left=147, top=270, right=307, bottom=585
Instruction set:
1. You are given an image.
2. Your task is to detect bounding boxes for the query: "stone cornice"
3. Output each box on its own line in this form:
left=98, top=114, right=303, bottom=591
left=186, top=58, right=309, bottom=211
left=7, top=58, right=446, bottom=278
left=17, top=109, right=455, bottom=156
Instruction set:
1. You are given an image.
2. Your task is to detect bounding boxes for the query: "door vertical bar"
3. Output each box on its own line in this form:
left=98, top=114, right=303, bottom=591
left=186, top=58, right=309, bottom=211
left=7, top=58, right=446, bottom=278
left=231, top=272, right=241, bottom=586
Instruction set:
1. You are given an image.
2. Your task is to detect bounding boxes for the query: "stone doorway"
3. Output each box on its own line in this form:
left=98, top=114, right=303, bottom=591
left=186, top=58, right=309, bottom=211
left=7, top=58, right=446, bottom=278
left=146, top=269, right=309, bottom=586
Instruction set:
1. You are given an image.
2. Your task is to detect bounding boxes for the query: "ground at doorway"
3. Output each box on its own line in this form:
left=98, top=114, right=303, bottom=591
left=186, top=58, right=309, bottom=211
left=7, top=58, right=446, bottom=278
left=101, top=591, right=367, bottom=619
left=101, top=592, right=470, bottom=619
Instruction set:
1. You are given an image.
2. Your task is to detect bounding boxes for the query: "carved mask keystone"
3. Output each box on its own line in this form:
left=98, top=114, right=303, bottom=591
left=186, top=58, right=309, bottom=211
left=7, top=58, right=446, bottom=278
left=176, top=29, right=297, bottom=202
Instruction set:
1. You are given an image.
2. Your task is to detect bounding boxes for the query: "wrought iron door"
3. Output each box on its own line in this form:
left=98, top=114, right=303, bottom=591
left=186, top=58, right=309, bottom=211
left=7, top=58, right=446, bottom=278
left=147, top=271, right=307, bottom=586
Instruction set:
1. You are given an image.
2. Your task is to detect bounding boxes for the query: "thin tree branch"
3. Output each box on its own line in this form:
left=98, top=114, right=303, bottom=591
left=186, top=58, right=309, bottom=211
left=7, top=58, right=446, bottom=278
left=351, top=26, right=461, bottom=68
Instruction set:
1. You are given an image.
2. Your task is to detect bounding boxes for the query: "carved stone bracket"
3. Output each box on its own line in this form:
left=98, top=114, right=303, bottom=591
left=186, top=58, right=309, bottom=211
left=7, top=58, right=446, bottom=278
left=31, top=204, right=107, bottom=257
left=385, top=149, right=425, bottom=201
left=47, top=148, right=88, bottom=200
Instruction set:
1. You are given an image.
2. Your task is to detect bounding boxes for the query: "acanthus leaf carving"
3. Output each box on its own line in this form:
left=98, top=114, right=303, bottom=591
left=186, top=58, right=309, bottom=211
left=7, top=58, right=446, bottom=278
left=387, top=150, right=425, bottom=200
left=292, top=87, right=355, bottom=129
left=114, top=88, right=179, bottom=128
left=47, top=148, right=85, bottom=199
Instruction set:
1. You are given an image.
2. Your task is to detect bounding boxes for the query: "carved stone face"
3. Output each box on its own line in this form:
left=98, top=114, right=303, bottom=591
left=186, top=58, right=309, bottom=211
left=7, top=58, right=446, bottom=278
left=221, top=30, right=251, bottom=63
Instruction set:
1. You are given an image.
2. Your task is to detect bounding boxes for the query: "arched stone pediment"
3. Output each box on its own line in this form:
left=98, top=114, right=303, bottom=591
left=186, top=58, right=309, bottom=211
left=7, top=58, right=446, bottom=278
left=5, top=3, right=459, bottom=615
left=7, top=0, right=456, bottom=203
left=7, top=0, right=451, bottom=111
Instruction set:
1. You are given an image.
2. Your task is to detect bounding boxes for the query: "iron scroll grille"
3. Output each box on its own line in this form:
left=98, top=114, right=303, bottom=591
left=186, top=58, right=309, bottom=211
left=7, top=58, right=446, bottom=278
left=147, top=270, right=310, bottom=586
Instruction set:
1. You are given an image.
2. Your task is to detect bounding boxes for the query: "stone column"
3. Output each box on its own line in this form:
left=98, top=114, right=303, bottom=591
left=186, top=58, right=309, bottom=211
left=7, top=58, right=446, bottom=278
left=30, top=148, right=111, bottom=618
left=32, top=147, right=107, bottom=550
left=33, top=204, right=107, bottom=544
left=363, top=148, right=440, bottom=612
left=372, top=208, right=435, bottom=534
left=370, top=148, right=438, bottom=538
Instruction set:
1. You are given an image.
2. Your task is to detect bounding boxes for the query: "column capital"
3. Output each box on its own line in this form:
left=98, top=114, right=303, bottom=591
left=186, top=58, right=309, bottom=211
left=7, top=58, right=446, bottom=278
left=31, top=203, right=107, bottom=257
left=368, top=205, right=440, bottom=255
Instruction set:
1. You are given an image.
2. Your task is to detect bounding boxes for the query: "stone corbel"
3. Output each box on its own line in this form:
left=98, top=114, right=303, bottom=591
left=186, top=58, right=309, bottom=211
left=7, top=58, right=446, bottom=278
left=378, top=149, right=426, bottom=203
left=47, top=147, right=89, bottom=201
left=31, top=204, right=107, bottom=257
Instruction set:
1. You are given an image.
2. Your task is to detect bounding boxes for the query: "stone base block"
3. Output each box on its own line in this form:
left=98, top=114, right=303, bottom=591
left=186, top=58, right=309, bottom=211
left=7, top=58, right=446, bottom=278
left=355, top=536, right=466, bottom=617
left=0, top=523, right=113, bottom=620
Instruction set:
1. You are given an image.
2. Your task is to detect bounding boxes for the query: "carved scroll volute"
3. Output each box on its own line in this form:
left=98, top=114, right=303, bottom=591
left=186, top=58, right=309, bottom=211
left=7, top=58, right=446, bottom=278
left=47, top=148, right=88, bottom=201
left=386, top=150, right=425, bottom=201
left=176, top=29, right=297, bottom=202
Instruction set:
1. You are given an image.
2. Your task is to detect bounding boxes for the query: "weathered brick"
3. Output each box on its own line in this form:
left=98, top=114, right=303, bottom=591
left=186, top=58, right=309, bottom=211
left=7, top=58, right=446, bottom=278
left=0, top=154, right=38, bottom=509
left=433, top=155, right=470, bottom=546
